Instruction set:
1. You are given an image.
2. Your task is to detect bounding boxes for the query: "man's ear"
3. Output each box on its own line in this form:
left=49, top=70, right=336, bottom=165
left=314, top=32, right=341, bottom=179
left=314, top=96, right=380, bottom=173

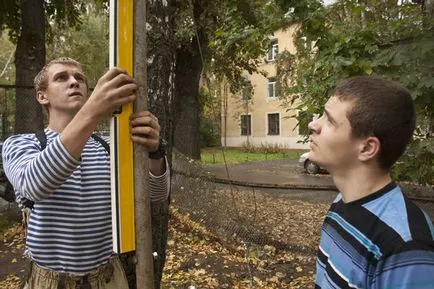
left=358, top=136, right=380, bottom=162
left=36, top=91, right=49, bottom=105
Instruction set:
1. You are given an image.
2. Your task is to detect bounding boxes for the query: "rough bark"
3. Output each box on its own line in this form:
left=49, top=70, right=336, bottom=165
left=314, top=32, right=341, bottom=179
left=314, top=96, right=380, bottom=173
left=14, top=0, right=44, bottom=134
left=173, top=0, right=206, bottom=160
left=424, top=0, right=434, bottom=17
left=147, top=0, right=176, bottom=151
left=146, top=2, right=175, bottom=286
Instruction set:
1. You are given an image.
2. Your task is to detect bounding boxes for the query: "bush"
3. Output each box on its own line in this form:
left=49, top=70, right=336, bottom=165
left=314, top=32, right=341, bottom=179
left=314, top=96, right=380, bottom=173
left=200, top=118, right=220, bottom=148
left=392, top=138, right=433, bottom=186
left=241, top=141, right=289, bottom=154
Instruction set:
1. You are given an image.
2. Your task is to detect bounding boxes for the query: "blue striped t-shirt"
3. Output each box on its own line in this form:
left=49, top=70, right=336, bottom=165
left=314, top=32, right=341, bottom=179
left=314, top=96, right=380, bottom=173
left=315, top=182, right=434, bottom=289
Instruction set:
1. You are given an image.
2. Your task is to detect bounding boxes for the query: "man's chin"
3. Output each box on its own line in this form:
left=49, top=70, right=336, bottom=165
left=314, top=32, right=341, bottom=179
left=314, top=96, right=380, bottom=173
left=308, top=150, right=318, bottom=161
left=308, top=153, right=325, bottom=167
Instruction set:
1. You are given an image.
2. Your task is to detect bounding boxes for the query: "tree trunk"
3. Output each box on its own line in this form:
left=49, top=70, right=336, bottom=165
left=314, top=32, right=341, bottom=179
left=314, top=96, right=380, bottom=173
left=14, top=0, right=44, bottom=134
left=173, top=46, right=202, bottom=159
left=147, top=2, right=176, bottom=285
left=173, top=0, right=206, bottom=160
left=424, top=0, right=434, bottom=17
left=147, top=1, right=176, bottom=151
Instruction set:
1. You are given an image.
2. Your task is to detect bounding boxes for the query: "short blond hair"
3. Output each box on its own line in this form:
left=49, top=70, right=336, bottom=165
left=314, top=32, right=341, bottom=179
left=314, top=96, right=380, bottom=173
left=34, top=57, right=86, bottom=92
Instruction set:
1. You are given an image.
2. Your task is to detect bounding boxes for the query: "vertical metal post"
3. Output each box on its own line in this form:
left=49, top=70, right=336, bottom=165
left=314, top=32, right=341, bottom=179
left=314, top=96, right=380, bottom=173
left=133, top=0, right=155, bottom=288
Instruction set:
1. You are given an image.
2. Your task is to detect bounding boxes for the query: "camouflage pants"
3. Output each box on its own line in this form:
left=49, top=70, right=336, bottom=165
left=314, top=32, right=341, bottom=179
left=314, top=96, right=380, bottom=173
left=22, top=257, right=128, bottom=289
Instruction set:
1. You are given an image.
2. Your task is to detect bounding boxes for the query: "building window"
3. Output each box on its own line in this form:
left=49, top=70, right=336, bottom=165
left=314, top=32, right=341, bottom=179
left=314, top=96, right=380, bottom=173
left=268, top=77, right=277, bottom=98
left=241, top=115, right=251, bottom=136
left=300, top=36, right=311, bottom=50
left=268, top=113, right=280, bottom=135
left=267, top=39, right=278, bottom=61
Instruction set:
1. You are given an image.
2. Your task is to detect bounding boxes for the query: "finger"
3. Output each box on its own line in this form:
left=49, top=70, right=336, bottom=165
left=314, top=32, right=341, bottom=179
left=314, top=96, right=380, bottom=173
left=130, top=116, right=160, bottom=130
left=109, top=73, right=136, bottom=89
left=112, top=93, right=136, bottom=108
left=100, top=67, right=128, bottom=82
left=130, top=125, right=159, bottom=139
left=131, top=135, right=159, bottom=150
left=130, top=111, right=155, bottom=120
left=111, top=83, right=138, bottom=99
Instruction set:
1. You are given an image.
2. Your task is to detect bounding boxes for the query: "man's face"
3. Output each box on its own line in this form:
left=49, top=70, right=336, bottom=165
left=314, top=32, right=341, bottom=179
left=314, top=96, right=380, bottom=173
left=308, top=96, right=362, bottom=173
left=38, top=63, right=88, bottom=115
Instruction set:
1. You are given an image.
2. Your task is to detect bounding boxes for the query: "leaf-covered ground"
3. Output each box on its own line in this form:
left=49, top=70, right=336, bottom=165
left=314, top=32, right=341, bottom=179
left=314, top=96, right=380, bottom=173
left=161, top=202, right=327, bottom=289
left=0, top=200, right=328, bottom=289
left=0, top=224, right=27, bottom=289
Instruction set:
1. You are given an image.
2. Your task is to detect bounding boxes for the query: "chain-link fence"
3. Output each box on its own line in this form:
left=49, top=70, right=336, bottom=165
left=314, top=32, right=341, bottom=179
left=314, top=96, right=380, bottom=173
left=0, top=85, right=110, bottom=142
left=0, top=85, right=18, bottom=141
left=167, top=150, right=335, bottom=288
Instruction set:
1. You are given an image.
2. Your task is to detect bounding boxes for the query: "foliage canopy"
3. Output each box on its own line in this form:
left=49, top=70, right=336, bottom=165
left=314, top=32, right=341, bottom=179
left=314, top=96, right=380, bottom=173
left=276, top=0, right=433, bottom=184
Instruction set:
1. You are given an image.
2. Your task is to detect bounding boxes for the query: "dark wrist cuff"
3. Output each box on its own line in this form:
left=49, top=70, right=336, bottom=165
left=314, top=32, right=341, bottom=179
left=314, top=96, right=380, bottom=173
left=149, top=138, right=167, bottom=160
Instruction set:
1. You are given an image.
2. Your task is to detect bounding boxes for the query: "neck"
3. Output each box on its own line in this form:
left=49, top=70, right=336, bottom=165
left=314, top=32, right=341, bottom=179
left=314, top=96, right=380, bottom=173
left=47, top=110, right=76, bottom=133
left=331, top=165, right=392, bottom=203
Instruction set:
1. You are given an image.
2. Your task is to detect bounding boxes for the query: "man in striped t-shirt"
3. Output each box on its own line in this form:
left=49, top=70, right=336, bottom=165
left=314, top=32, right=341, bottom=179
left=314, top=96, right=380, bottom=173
left=2, top=57, right=170, bottom=289
left=308, top=76, right=434, bottom=288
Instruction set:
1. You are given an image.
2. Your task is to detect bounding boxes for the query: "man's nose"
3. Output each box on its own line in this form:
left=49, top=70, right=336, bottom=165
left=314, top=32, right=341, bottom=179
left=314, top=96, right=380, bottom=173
left=68, top=75, right=80, bottom=87
left=308, top=119, right=320, bottom=134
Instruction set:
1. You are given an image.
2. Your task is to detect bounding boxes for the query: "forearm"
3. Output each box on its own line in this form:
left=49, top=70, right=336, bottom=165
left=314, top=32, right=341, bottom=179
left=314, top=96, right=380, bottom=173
left=59, top=106, right=100, bottom=160
left=149, top=158, right=166, bottom=176
left=149, top=157, right=170, bottom=202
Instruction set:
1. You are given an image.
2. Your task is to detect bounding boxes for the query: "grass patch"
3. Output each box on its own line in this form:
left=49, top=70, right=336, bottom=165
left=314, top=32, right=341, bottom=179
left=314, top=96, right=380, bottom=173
left=201, top=147, right=305, bottom=164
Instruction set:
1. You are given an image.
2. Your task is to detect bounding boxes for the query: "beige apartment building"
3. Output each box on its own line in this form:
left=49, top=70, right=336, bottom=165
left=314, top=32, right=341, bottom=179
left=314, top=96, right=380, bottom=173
left=221, top=26, right=308, bottom=149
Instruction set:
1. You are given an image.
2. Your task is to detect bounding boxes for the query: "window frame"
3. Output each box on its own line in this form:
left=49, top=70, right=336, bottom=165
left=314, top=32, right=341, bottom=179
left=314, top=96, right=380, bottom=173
left=267, top=39, right=278, bottom=62
left=267, top=113, right=280, bottom=136
left=268, top=77, right=277, bottom=99
left=240, top=114, right=252, bottom=136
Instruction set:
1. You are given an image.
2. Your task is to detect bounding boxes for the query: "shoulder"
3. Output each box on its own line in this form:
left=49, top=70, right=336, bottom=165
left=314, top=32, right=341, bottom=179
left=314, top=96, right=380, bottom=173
left=376, top=245, right=434, bottom=287
left=362, top=185, right=433, bottom=242
left=3, top=134, right=40, bottom=152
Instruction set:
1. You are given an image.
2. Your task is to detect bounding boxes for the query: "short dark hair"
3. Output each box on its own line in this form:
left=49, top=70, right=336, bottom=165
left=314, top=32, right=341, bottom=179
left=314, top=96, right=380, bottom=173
left=334, top=75, right=415, bottom=170
left=34, top=57, right=86, bottom=92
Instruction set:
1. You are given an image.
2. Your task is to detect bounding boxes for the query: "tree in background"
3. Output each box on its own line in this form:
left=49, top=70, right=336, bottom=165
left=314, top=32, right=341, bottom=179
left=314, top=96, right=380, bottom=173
left=0, top=0, right=94, bottom=134
left=47, top=5, right=109, bottom=88
left=276, top=0, right=433, bottom=185
left=145, top=1, right=176, bottom=288
left=0, top=34, right=16, bottom=84
left=172, top=0, right=286, bottom=159
left=7, top=0, right=45, bottom=134
left=0, top=34, right=16, bottom=139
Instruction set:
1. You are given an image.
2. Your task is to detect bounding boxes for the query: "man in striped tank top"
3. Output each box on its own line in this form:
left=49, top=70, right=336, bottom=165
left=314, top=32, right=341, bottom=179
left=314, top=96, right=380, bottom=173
left=2, top=58, right=170, bottom=289
left=309, top=76, right=434, bottom=288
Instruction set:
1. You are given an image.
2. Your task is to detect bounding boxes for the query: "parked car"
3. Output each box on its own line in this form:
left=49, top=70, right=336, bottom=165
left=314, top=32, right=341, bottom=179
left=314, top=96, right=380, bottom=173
left=298, top=152, right=327, bottom=174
